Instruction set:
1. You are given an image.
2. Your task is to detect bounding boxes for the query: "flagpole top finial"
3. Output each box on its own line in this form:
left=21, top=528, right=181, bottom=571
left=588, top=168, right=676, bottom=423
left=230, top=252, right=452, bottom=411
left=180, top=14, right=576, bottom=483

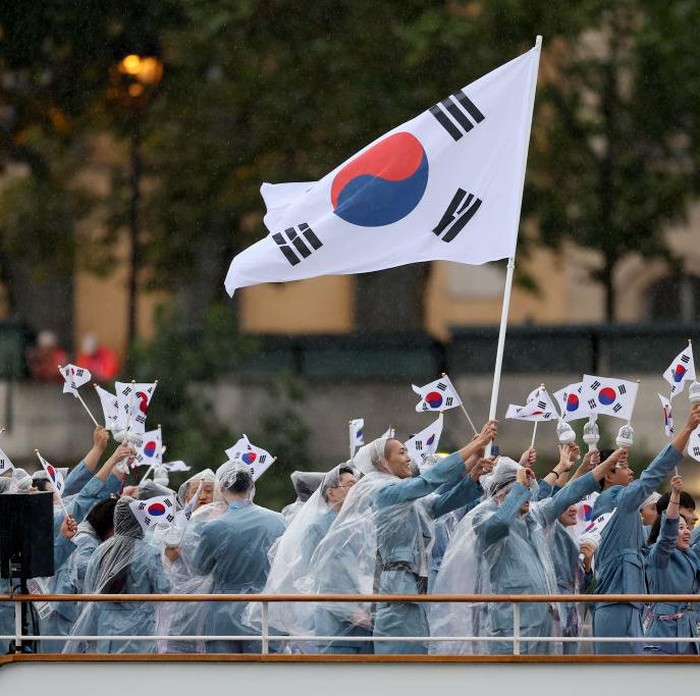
left=131, top=379, right=136, bottom=384
left=34, top=448, right=39, bottom=453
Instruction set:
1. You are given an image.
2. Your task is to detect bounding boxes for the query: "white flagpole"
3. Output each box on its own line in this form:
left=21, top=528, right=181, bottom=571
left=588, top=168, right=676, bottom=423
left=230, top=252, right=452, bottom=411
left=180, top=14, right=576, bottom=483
left=486, top=36, right=542, bottom=455
left=441, top=373, right=478, bottom=435
left=530, top=421, right=539, bottom=449
left=348, top=420, right=355, bottom=460
left=75, top=391, right=100, bottom=427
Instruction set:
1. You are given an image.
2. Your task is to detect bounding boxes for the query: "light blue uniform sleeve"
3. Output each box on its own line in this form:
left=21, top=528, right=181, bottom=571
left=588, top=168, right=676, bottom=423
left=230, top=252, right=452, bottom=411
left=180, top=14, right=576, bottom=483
left=376, top=452, right=466, bottom=508
left=430, top=477, right=483, bottom=519
left=537, top=472, right=598, bottom=527
left=478, top=482, right=531, bottom=547
left=66, top=475, right=114, bottom=524
left=647, top=513, right=678, bottom=571
left=54, top=534, right=77, bottom=570
left=537, top=478, right=554, bottom=500
left=616, top=444, right=683, bottom=513
left=63, top=460, right=93, bottom=497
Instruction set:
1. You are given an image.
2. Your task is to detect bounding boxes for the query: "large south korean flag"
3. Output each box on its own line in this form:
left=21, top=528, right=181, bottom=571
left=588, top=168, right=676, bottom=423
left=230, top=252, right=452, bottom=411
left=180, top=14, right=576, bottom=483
left=225, top=41, right=541, bottom=295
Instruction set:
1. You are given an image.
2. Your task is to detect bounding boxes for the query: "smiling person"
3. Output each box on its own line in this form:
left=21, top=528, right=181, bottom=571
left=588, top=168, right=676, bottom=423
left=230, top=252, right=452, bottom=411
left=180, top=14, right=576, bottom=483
left=590, top=404, right=700, bottom=655
left=644, top=474, right=699, bottom=654
left=369, top=421, right=497, bottom=654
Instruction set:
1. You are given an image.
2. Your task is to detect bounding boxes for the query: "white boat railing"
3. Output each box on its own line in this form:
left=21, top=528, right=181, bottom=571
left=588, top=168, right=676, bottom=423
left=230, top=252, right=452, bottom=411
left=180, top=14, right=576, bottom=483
left=1, top=592, right=698, bottom=658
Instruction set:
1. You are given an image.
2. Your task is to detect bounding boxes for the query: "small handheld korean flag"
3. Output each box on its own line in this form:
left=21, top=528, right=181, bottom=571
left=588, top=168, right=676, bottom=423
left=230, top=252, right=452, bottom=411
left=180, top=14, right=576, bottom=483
left=405, top=414, right=444, bottom=466
left=162, top=460, right=191, bottom=473
left=349, top=418, right=364, bottom=457
left=225, top=42, right=541, bottom=295
left=59, top=364, right=92, bottom=396
left=687, top=425, right=700, bottom=463
left=129, top=495, right=176, bottom=532
left=658, top=393, right=674, bottom=439
left=134, top=429, right=163, bottom=468
left=95, top=385, right=121, bottom=430
left=505, top=385, right=558, bottom=421
left=579, top=508, right=616, bottom=548
left=0, top=447, right=14, bottom=474
left=36, top=450, right=65, bottom=497
left=228, top=435, right=276, bottom=482
left=225, top=434, right=251, bottom=461
left=553, top=382, right=589, bottom=422
left=412, top=375, right=462, bottom=413
left=663, top=343, right=696, bottom=398
left=115, top=381, right=157, bottom=435
left=581, top=375, right=639, bottom=421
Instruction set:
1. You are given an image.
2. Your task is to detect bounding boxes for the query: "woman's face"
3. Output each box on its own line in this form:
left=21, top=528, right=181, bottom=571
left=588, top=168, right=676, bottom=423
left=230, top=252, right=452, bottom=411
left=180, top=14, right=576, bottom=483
left=383, top=439, right=413, bottom=479
left=559, top=505, right=578, bottom=527
left=676, top=517, right=691, bottom=551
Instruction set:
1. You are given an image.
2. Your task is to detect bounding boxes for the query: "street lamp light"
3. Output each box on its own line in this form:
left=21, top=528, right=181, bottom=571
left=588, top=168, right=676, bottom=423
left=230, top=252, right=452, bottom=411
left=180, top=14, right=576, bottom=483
left=110, top=53, right=163, bottom=348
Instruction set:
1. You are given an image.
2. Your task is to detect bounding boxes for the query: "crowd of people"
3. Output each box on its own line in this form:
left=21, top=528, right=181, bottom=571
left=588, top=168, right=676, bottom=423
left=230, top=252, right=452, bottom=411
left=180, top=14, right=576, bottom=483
left=1, top=404, right=699, bottom=656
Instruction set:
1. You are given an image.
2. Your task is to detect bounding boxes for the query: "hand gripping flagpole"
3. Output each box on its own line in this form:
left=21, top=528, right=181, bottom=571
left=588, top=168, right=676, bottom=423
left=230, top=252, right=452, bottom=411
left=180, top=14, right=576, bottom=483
left=486, top=36, right=542, bottom=456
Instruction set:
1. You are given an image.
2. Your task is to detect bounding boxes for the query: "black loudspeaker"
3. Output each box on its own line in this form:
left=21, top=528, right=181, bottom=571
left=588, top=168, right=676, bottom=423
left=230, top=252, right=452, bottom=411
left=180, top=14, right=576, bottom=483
left=0, top=493, right=54, bottom=579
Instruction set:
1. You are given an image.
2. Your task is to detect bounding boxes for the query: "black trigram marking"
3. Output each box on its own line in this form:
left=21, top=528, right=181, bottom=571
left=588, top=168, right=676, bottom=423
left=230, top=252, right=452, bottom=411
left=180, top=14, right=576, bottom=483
left=537, top=400, right=547, bottom=409
left=613, top=404, right=622, bottom=413
left=415, top=441, right=424, bottom=451
left=681, top=354, right=690, bottom=364
left=259, top=454, right=267, bottom=464
left=587, top=399, right=597, bottom=410
left=433, top=188, right=482, bottom=242
left=273, top=223, right=323, bottom=266
left=429, top=89, right=485, bottom=141
left=693, top=446, right=700, bottom=457
left=543, top=412, right=553, bottom=419
left=445, top=397, right=454, bottom=407
left=166, top=514, right=175, bottom=523
left=165, top=499, right=173, bottom=508
left=437, top=382, right=447, bottom=391
left=120, top=386, right=133, bottom=396
left=590, top=380, right=601, bottom=390
left=618, top=384, right=627, bottom=395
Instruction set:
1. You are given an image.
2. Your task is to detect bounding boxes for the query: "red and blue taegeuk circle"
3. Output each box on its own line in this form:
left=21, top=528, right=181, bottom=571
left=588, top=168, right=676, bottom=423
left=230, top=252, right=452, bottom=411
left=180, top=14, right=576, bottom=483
left=331, top=132, right=429, bottom=227
left=425, top=391, right=443, bottom=409
left=673, top=365, right=687, bottom=383
left=143, top=440, right=157, bottom=458
left=598, top=387, right=617, bottom=405
left=147, top=502, right=166, bottom=516
left=242, top=451, right=257, bottom=465
left=566, top=394, right=579, bottom=412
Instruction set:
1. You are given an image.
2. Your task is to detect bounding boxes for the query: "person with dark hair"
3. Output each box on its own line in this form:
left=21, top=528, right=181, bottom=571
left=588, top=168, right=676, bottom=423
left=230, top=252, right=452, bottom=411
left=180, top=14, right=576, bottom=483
left=590, top=404, right=700, bottom=654
left=644, top=474, right=699, bottom=654
left=192, top=461, right=286, bottom=653
left=654, top=490, right=697, bottom=533
left=66, top=496, right=170, bottom=653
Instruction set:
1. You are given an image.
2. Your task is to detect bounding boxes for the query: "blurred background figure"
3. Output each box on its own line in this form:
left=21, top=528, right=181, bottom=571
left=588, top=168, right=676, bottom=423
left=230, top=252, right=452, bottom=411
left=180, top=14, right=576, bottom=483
left=77, top=332, right=120, bottom=382
left=26, top=330, right=67, bottom=381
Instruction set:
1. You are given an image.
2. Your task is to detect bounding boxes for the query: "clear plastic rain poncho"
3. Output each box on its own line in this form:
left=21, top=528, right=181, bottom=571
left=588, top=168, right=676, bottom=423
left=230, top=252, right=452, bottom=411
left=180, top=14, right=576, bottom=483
left=155, top=469, right=219, bottom=654
left=245, top=464, right=356, bottom=649
left=281, top=470, right=327, bottom=524
left=430, top=457, right=567, bottom=655
left=64, top=496, right=170, bottom=654
left=0, top=476, right=15, bottom=494
left=297, top=437, right=473, bottom=655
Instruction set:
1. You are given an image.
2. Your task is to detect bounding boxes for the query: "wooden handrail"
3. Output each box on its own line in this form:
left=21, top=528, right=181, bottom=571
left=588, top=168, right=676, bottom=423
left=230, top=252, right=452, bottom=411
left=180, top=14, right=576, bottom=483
left=1, top=593, right=698, bottom=603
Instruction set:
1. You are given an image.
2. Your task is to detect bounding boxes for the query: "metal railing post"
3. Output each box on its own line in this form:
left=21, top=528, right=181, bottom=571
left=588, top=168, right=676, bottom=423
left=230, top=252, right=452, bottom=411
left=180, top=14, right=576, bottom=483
left=14, top=597, right=22, bottom=652
left=261, top=600, right=269, bottom=655
left=512, top=602, right=520, bottom=656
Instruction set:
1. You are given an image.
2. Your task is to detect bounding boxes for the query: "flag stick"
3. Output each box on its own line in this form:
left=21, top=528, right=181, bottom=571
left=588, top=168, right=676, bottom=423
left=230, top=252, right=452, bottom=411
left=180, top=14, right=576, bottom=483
left=486, top=36, right=542, bottom=457
left=348, top=420, right=355, bottom=460
left=75, top=391, right=100, bottom=427
left=35, top=449, right=69, bottom=518
left=0, top=427, right=5, bottom=439
left=530, top=421, right=538, bottom=449
left=459, top=404, right=478, bottom=436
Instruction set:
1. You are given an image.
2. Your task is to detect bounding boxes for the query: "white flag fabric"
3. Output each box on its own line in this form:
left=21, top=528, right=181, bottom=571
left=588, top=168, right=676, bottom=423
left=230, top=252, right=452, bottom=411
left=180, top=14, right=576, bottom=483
left=505, top=385, right=558, bottom=422
left=657, top=393, right=674, bottom=439
left=59, top=364, right=92, bottom=397
left=579, top=508, right=616, bottom=548
left=115, top=381, right=157, bottom=435
left=225, top=43, right=541, bottom=296
left=225, top=434, right=275, bottom=481
left=553, top=382, right=589, bottom=422
left=688, top=426, right=700, bottom=463
left=129, top=495, right=176, bottom=532
left=36, top=451, right=65, bottom=497
left=381, top=426, right=396, bottom=440
left=405, top=414, right=444, bottom=466
left=134, top=429, right=163, bottom=468
left=349, top=418, right=364, bottom=455
left=412, top=375, right=463, bottom=413
left=663, top=344, right=696, bottom=398
left=569, top=491, right=600, bottom=543
left=581, top=375, right=639, bottom=421
left=0, top=447, right=14, bottom=474
left=95, top=385, right=120, bottom=430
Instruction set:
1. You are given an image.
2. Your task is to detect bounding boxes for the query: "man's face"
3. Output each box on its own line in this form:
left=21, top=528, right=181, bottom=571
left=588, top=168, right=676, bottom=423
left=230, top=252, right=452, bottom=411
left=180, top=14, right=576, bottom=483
left=384, top=440, right=413, bottom=479
left=327, top=472, right=357, bottom=508
left=606, top=461, right=634, bottom=487
left=188, top=480, right=214, bottom=509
